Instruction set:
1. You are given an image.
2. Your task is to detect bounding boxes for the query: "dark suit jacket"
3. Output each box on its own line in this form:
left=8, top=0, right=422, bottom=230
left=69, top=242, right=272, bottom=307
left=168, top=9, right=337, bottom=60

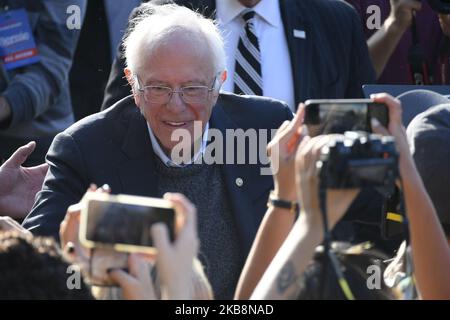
left=100, top=0, right=376, bottom=111
left=22, top=92, right=293, bottom=256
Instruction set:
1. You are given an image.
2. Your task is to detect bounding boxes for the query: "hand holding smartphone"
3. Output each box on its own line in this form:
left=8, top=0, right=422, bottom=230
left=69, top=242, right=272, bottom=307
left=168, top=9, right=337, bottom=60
left=79, top=193, right=176, bottom=254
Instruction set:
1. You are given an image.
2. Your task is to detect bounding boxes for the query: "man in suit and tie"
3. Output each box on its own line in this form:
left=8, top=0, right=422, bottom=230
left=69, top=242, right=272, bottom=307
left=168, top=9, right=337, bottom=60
left=23, top=4, right=293, bottom=299
left=101, top=0, right=376, bottom=112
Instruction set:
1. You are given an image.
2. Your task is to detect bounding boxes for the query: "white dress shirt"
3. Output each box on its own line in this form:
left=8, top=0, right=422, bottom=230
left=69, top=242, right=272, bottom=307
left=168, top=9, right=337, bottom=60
left=216, top=0, right=296, bottom=111
left=147, top=122, right=210, bottom=167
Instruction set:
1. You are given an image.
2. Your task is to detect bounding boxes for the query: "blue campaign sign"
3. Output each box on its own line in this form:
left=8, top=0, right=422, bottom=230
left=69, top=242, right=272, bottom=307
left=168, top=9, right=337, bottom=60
left=0, top=8, right=40, bottom=70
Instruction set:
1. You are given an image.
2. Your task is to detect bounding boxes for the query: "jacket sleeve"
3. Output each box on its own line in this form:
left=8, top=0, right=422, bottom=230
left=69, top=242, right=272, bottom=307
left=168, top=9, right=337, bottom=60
left=22, top=131, right=89, bottom=239
left=2, top=0, right=87, bottom=128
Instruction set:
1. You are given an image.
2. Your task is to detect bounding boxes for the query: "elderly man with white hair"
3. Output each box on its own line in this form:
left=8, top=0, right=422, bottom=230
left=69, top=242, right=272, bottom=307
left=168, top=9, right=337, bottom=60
left=23, top=4, right=293, bottom=299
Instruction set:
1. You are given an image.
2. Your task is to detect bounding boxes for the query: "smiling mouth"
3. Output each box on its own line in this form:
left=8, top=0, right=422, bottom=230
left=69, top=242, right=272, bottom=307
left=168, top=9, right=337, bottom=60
left=163, top=121, right=190, bottom=127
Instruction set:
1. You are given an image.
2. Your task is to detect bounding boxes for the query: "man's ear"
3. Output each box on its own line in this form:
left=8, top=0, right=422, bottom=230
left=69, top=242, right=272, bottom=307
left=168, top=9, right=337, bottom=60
left=124, top=68, right=141, bottom=106
left=124, top=67, right=133, bottom=85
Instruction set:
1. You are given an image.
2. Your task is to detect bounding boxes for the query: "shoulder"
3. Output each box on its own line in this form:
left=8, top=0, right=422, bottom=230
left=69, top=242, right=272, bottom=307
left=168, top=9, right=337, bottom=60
left=57, top=95, right=140, bottom=147
left=298, top=0, right=361, bottom=25
left=303, top=0, right=358, bottom=14
left=216, top=92, right=293, bottom=129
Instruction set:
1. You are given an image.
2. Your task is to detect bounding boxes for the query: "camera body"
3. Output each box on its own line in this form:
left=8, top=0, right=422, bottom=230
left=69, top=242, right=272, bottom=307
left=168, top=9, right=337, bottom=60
left=318, top=132, right=399, bottom=190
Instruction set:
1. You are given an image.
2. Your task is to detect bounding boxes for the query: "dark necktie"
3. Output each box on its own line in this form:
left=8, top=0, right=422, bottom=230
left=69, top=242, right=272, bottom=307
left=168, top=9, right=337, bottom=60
left=233, top=10, right=263, bottom=96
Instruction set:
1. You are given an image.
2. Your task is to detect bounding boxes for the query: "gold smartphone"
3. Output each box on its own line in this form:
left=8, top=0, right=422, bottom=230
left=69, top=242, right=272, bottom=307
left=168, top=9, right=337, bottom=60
left=79, top=193, right=175, bottom=254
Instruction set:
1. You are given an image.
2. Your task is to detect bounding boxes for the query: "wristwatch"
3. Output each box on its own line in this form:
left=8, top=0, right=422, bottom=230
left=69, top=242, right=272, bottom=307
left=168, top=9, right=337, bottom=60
left=267, top=191, right=299, bottom=215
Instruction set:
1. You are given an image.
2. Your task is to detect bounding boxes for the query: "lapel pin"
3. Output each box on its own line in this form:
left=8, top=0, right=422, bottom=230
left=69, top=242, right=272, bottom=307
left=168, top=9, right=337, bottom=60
left=293, top=29, right=306, bottom=39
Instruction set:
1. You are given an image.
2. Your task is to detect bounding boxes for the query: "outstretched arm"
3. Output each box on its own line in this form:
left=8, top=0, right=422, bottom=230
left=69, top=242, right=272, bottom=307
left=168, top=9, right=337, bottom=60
left=367, top=0, right=421, bottom=78
left=250, top=135, right=359, bottom=300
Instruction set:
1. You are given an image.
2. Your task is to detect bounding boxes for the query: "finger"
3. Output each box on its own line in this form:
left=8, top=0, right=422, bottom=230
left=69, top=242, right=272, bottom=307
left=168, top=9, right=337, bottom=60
left=0, top=216, right=20, bottom=229
left=136, top=252, right=157, bottom=263
left=164, top=193, right=197, bottom=232
left=30, top=163, right=49, bottom=177
left=282, top=105, right=303, bottom=135
left=311, top=135, right=331, bottom=162
left=295, top=135, right=311, bottom=169
left=3, top=141, right=36, bottom=168
left=298, top=135, right=321, bottom=168
left=0, top=216, right=29, bottom=234
left=370, top=93, right=402, bottom=122
left=163, top=193, right=185, bottom=233
left=277, top=120, right=291, bottom=134
left=371, top=117, right=390, bottom=136
left=108, top=268, right=136, bottom=289
left=286, top=104, right=305, bottom=137
left=151, top=223, right=171, bottom=252
left=284, top=105, right=307, bottom=152
left=60, top=204, right=82, bottom=246
left=96, top=184, right=111, bottom=194
left=171, top=193, right=196, bottom=227
left=129, top=254, right=152, bottom=283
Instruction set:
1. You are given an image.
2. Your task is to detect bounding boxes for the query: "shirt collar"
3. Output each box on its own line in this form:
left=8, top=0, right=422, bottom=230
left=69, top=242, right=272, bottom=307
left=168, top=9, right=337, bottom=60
left=216, top=0, right=280, bottom=28
left=146, top=122, right=209, bottom=167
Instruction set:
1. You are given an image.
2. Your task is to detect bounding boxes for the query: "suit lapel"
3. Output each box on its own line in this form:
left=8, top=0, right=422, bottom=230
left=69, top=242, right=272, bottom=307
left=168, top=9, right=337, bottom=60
left=117, top=108, right=159, bottom=198
left=279, top=0, right=312, bottom=107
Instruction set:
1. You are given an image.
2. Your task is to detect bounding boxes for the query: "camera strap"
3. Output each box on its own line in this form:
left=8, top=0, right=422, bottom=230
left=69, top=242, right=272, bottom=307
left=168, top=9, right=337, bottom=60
left=318, top=185, right=355, bottom=300
left=408, top=14, right=431, bottom=85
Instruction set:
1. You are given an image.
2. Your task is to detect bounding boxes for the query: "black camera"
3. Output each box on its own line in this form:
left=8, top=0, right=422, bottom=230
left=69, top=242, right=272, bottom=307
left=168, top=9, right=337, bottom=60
left=427, top=0, right=450, bottom=14
left=318, top=132, right=399, bottom=191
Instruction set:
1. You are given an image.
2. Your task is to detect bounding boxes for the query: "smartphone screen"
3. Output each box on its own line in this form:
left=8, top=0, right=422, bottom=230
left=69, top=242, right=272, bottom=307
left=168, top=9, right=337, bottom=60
left=304, top=100, right=388, bottom=137
left=84, top=199, right=175, bottom=248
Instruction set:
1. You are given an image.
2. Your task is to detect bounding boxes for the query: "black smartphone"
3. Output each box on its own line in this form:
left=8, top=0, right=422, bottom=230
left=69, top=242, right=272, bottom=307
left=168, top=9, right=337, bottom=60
left=80, top=193, right=175, bottom=253
left=304, top=99, right=389, bottom=137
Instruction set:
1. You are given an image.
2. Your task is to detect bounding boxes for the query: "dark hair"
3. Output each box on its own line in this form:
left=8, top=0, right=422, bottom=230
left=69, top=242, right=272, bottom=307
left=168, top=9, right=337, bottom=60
left=297, top=242, right=397, bottom=300
left=0, top=231, right=93, bottom=299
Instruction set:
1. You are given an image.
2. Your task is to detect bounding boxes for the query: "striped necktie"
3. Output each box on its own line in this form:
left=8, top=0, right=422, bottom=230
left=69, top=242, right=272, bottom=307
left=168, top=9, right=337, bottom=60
left=233, top=10, right=263, bottom=96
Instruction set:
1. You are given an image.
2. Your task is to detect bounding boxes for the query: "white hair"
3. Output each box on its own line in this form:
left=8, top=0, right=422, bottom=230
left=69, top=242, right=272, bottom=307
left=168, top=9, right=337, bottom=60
left=124, top=4, right=226, bottom=79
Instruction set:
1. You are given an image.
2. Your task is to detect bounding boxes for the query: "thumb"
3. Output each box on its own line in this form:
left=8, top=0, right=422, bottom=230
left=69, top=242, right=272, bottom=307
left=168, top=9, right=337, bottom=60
left=151, top=223, right=171, bottom=253
left=370, top=118, right=390, bottom=136
left=3, top=141, right=36, bottom=168
left=31, top=163, right=49, bottom=177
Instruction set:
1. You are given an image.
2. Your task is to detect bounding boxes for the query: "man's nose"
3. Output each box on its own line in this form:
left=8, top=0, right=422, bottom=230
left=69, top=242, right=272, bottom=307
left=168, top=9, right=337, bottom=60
left=166, top=91, right=186, bottom=112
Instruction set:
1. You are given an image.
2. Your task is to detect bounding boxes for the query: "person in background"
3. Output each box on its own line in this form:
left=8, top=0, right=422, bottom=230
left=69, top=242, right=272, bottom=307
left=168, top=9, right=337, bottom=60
left=0, top=0, right=86, bottom=166
left=69, top=0, right=140, bottom=121
left=347, top=0, right=450, bottom=84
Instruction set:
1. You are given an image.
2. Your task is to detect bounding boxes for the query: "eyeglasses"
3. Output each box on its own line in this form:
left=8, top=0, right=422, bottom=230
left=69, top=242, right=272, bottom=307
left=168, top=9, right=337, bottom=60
left=135, top=76, right=217, bottom=105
